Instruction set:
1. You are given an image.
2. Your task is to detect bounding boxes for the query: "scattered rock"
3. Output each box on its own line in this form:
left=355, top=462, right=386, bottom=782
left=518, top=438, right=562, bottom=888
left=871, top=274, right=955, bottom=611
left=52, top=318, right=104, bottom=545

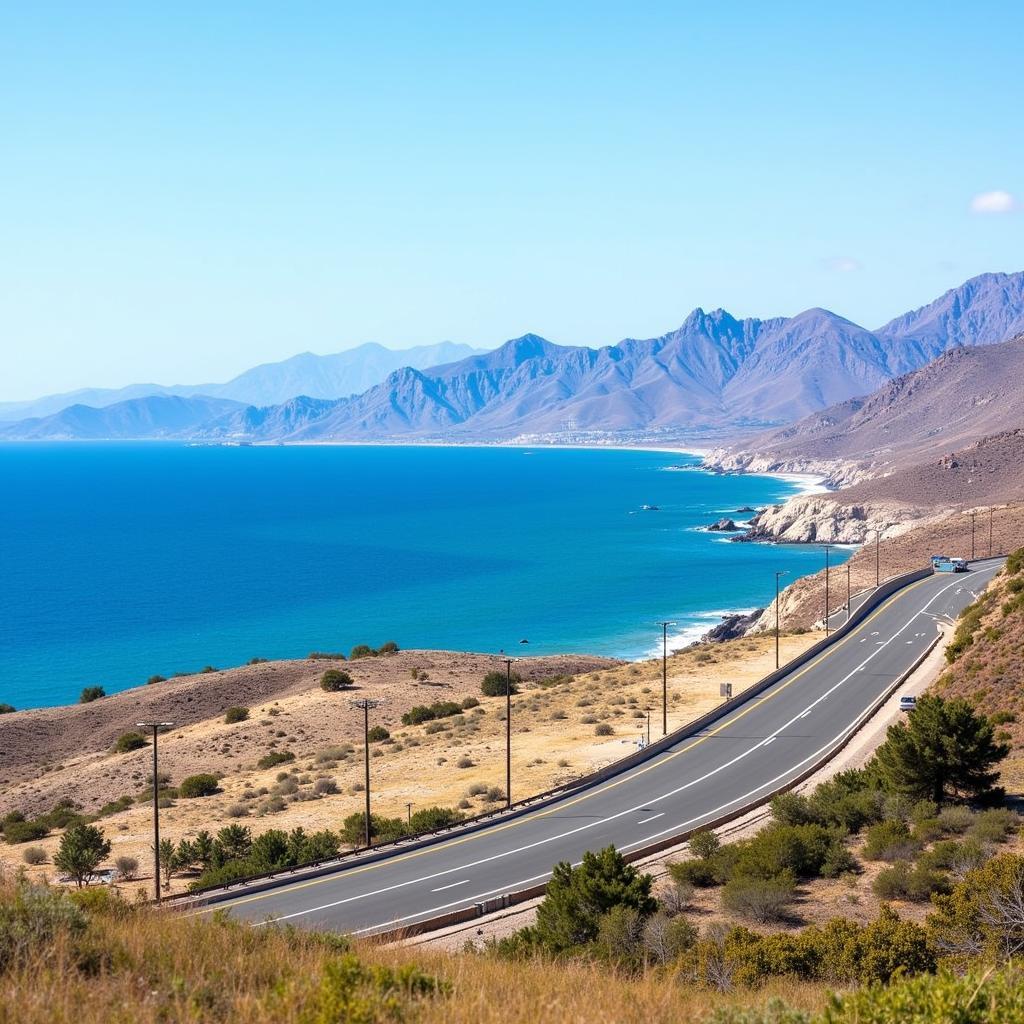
left=701, top=609, right=765, bottom=643
left=707, top=517, right=741, bottom=532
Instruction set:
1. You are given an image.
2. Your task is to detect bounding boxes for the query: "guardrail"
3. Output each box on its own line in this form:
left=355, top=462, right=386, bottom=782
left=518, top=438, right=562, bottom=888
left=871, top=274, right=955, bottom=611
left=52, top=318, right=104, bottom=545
left=175, top=562, right=935, bottom=911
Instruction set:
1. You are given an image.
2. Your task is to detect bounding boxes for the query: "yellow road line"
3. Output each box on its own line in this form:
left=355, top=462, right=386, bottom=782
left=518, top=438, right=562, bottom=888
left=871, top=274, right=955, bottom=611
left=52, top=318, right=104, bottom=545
left=189, top=576, right=930, bottom=916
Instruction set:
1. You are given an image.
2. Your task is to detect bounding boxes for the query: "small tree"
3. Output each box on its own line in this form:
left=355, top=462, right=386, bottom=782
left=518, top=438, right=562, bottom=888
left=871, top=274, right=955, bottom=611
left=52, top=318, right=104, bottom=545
left=114, top=855, right=139, bottom=880
left=79, top=686, right=106, bottom=704
left=873, top=694, right=1009, bottom=804
left=534, top=846, right=657, bottom=953
left=158, top=838, right=176, bottom=889
left=53, top=823, right=111, bottom=887
left=481, top=670, right=521, bottom=698
left=367, top=725, right=390, bottom=742
left=320, top=669, right=354, bottom=692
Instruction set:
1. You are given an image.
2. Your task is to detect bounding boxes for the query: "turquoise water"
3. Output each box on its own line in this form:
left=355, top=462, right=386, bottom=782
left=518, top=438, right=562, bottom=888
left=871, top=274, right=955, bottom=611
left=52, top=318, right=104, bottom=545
left=0, top=443, right=850, bottom=709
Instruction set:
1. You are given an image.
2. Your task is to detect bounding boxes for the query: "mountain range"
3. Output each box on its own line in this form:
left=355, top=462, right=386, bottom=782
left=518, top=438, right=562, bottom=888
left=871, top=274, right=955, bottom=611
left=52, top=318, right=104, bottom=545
left=0, top=341, right=483, bottom=422
left=4, top=272, right=1024, bottom=442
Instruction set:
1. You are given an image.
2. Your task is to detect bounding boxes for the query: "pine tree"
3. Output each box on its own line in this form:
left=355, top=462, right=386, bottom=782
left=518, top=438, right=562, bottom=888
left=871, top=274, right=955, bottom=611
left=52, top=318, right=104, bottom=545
left=873, top=694, right=1009, bottom=803
left=534, top=845, right=657, bottom=953
left=53, top=823, right=111, bottom=887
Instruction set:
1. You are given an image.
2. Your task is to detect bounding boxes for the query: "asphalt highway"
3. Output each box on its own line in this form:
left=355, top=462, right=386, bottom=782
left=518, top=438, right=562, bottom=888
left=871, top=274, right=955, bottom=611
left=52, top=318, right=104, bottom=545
left=194, top=558, right=1003, bottom=935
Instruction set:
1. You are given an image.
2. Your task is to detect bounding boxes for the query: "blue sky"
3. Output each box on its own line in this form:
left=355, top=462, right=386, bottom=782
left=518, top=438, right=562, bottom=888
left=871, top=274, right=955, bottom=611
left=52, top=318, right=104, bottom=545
left=1, top=2, right=1022, bottom=400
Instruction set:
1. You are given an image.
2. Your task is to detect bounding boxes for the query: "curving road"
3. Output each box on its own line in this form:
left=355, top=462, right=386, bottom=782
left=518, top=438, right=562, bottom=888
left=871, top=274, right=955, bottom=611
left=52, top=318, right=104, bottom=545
left=192, top=558, right=1002, bottom=935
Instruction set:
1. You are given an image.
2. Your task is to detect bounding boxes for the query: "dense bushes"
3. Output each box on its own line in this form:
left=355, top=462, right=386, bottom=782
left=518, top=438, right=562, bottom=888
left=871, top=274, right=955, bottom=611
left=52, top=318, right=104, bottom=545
left=481, top=670, right=521, bottom=697
left=223, top=706, right=249, bottom=724
left=366, top=725, right=390, bottom=742
left=79, top=686, right=105, bottom=703
left=256, top=750, right=295, bottom=770
left=187, top=825, right=342, bottom=890
left=0, top=703, right=14, bottom=714
left=2, top=799, right=88, bottom=845
left=401, top=700, right=463, bottom=726
left=339, top=806, right=466, bottom=847
left=177, top=774, right=220, bottom=798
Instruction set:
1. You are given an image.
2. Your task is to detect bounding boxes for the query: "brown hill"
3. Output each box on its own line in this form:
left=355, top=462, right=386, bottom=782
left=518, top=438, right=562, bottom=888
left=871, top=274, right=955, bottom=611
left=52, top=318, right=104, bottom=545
left=716, top=334, right=1024, bottom=475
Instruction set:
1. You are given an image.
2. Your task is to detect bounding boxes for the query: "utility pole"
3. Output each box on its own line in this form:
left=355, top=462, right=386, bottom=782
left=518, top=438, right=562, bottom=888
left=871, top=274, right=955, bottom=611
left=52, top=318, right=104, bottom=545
left=350, top=698, right=384, bottom=848
left=970, top=512, right=977, bottom=561
left=504, top=657, right=514, bottom=808
left=136, top=721, right=173, bottom=902
left=646, top=708, right=651, bottom=746
left=774, top=571, right=788, bottom=670
left=824, top=544, right=831, bottom=637
left=846, top=562, right=852, bottom=625
left=875, top=529, right=881, bottom=587
left=988, top=508, right=994, bottom=558
left=406, top=802, right=413, bottom=826
left=657, top=621, right=676, bottom=736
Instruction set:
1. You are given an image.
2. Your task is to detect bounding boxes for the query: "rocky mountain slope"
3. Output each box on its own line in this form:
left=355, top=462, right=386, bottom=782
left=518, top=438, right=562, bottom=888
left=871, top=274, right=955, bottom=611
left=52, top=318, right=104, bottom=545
left=3, top=271, right=1023, bottom=441
left=707, top=334, right=1024, bottom=483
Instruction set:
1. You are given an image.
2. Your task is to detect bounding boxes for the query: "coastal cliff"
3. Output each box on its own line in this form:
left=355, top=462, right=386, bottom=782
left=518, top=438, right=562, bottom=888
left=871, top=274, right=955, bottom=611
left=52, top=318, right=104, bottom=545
left=736, top=494, right=933, bottom=545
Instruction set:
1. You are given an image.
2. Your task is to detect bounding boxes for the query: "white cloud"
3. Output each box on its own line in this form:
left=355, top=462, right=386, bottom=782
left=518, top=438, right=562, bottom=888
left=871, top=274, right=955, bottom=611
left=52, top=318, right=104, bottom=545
left=822, top=257, right=863, bottom=273
left=969, top=190, right=1017, bottom=214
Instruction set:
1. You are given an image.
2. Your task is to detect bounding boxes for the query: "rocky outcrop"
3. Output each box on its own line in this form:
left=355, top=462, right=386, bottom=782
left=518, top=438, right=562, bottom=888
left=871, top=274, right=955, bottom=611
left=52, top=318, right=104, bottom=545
left=734, top=494, right=928, bottom=545
left=707, top=517, right=741, bottom=532
left=702, top=448, right=869, bottom=489
left=701, top=609, right=764, bottom=643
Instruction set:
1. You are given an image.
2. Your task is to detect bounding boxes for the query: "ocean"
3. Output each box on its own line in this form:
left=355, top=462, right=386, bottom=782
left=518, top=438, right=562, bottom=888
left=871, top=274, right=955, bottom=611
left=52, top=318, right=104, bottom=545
left=0, top=443, right=850, bottom=709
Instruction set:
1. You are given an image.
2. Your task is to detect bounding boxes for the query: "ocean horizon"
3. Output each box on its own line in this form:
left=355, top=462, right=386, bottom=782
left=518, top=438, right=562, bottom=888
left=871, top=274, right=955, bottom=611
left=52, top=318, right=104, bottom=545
left=0, top=443, right=850, bottom=710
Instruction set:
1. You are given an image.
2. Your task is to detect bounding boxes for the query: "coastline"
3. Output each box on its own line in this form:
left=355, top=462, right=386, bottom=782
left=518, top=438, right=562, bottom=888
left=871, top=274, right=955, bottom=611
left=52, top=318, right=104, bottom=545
left=2, top=442, right=831, bottom=709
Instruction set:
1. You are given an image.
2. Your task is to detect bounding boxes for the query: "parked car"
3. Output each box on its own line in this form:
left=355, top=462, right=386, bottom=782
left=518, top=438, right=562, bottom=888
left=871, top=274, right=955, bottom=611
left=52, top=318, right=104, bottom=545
left=898, top=695, right=917, bottom=712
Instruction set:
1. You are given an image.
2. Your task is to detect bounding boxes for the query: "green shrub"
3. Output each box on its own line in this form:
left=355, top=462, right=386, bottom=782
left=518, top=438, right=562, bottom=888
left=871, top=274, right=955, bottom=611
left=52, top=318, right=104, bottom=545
left=721, top=874, right=796, bottom=923
left=257, top=751, right=295, bottom=770
left=377, top=641, right=400, bottom=654
left=340, top=812, right=408, bottom=846
left=0, top=703, right=15, bottom=714
left=79, top=686, right=105, bottom=703
left=461, top=696, right=480, bottom=710
left=308, top=651, right=346, bottom=660
left=937, top=804, right=975, bottom=834
left=112, top=731, right=148, bottom=753
left=770, top=792, right=814, bottom=826
left=689, top=830, right=721, bottom=860
left=224, top=706, right=249, bottom=724
left=114, top=855, right=138, bottom=879
left=409, top=806, right=466, bottom=832
left=401, top=700, right=463, bottom=727
left=366, top=725, right=390, bottom=743
left=320, top=669, right=354, bottom=691
left=2, top=820, right=49, bottom=845
left=595, top=722, right=614, bottom=736
left=968, top=807, right=1017, bottom=843
left=0, top=882, right=88, bottom=966
left=669, top=858, right=719, bottom=888
left=350, top=644, right=375, bottom=660
left=873, top=862, right=950, bottom=902
left=146, top=674, right=166, bottom=685
left=22, top=846, right=46, bottom=865
left=481, top=670, right=521, bottom=697
left=53, top=823, right=111, bottom=886
left=178, top=774, right=219, bottom=798
left=863, top=819, right=917, bottom=861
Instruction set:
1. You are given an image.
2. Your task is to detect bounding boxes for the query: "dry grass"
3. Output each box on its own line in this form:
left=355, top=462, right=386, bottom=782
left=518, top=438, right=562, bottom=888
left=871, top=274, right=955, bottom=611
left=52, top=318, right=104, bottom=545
left=1, top=633, right=819, bottom=897
left=0, top=875, right=830, bottom=1024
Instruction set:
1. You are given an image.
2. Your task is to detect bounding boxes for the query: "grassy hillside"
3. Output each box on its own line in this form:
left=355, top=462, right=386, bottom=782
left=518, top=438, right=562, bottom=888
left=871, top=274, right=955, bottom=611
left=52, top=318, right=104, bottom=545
left=935, top=548, right=1024, bottom=794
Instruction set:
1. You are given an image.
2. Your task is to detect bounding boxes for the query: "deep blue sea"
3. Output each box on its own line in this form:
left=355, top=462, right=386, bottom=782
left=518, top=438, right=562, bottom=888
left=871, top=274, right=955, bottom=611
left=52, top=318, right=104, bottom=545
left=0, top=443, right=851, bottom=709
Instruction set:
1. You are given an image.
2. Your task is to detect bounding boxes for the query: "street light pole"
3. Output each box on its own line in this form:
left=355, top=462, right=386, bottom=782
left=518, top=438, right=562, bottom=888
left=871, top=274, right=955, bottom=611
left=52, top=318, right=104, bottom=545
left=989, top=508, right=994, bottom=557
left=846, top=562, right=852, bottom=625
left=504, top=657, right=514, bottom=808
left=875, top=529, right=880, bottom=587
left=646, top=708, right=651, bottom=745
left=971, top=512, right=977, bottom=561
left=824, top=544, right=832, bottom=637
left=774, top=571, right=788, bottom=670
left=136, top=721, right=173, bottom=902
left=657, top=621, right=676, bottom=737
left=350, top=698, right=384, bottom=848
